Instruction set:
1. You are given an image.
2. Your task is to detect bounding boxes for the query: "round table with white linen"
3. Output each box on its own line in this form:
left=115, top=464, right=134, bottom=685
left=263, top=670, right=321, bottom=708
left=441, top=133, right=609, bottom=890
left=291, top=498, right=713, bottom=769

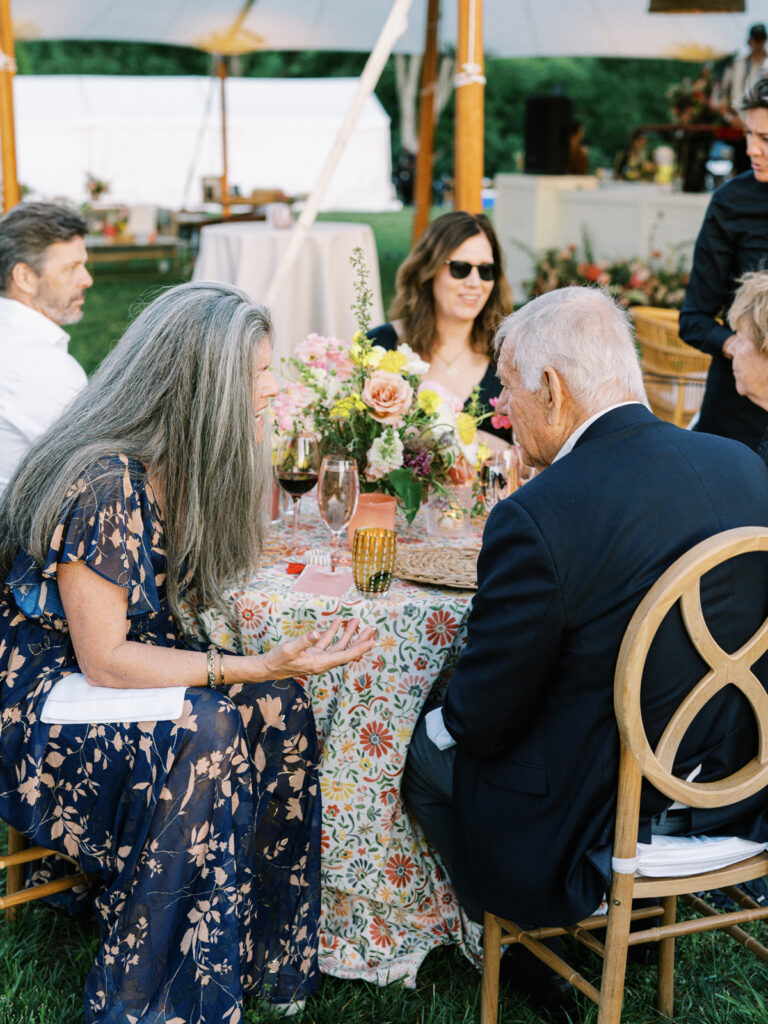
left=192, top=221, right=384, bottom=367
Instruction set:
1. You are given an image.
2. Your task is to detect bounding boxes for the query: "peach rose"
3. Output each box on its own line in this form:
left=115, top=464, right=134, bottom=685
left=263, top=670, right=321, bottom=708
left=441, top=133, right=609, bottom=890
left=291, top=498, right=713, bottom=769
left=362, top=371, right=413, bottom=426
left=447, top=453, right=475, bottom=485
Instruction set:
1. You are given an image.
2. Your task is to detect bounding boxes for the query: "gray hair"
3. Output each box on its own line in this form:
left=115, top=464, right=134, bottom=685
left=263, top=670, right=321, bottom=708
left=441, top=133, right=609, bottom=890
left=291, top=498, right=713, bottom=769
left=0, top=280, right=273, bottom=625
left=495, top=287, right=647, bottom=411
left=0, top=201, right=87, bottom=291
left=737, top=74, right=768, bottom=113
left=729, top=271, right=768, bottom=351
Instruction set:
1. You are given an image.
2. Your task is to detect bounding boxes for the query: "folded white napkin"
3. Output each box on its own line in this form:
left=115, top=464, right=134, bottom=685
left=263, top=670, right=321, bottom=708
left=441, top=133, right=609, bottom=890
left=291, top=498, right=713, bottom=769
left=41, top=672, right=187, bottom=725
left=425, top=707, right=456, bottom=750
left=635, top=834, right=768, bottom=877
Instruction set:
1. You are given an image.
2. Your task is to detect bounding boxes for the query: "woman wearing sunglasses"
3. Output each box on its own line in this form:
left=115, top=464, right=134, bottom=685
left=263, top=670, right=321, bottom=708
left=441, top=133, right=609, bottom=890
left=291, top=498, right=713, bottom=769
left=368, top=211, right=514, bottom=446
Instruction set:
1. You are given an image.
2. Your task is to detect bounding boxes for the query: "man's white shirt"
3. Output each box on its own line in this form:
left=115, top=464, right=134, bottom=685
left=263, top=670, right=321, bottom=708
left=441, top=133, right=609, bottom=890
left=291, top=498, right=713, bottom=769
left=0, top=297, right=87, bottom=495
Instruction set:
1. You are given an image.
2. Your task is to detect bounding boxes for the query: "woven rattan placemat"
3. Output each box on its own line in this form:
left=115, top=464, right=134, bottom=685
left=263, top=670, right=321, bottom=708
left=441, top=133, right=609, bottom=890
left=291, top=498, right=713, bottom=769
left=395, top=545, right=478, bottom=590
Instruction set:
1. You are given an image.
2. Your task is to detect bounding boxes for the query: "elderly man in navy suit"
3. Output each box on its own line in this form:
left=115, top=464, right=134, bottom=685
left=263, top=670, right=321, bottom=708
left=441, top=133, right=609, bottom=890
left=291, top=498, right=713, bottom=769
left=403, top=286, right=768, bottom=1014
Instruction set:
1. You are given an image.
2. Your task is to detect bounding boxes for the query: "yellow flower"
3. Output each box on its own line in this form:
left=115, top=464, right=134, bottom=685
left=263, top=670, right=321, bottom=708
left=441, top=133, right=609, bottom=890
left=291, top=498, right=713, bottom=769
left=456, top=412, right=476, bottom=444
left=378, top=350, right=408, bottom=374
left=476, top=442, right=491, bottom=466
left=330, top=395, right=365, bottom=418
left=350, top=341, right=385, bottom=369
left=417, top=389, right=441, bottom=416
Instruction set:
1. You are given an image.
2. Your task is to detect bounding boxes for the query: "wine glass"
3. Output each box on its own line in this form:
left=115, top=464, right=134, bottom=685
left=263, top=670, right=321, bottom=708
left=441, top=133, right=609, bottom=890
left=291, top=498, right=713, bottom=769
left=318, top=457, right=359, bottom=570
left=275, top=433, right=320, bottom=552
left=480, top=449, right=519, bottom=512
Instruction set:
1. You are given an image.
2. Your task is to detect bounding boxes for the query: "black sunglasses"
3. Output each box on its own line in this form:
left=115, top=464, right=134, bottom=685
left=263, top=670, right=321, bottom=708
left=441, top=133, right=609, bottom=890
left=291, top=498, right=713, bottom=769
left=446, top=259, right=499, bottom=282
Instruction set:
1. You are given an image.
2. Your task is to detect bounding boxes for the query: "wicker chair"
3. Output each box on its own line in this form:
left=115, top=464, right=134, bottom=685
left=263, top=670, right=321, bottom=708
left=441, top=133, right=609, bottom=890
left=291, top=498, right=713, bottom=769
left=0, top=825, right=87, bottom=917
left=631, top=307, right=711, bottom=428
left=481, top=527, right=768, bottom=1024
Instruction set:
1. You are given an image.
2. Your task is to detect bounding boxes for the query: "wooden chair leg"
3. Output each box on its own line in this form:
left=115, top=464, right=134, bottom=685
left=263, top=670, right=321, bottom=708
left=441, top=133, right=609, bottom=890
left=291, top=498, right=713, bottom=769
left=598, top=874, right=634, bottom=1024
left=656, top=895, right=676, bottom=1017
left=481, top=912, right=502, bottom=1024
left=5, top=827, right=27, bottom=921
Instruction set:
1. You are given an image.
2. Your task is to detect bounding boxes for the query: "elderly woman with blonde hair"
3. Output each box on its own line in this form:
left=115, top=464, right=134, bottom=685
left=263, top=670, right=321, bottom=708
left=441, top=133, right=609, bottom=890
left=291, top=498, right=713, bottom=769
left=729, top=272, right=768, bottom=465
left=0, top=280, right=376, bottom=1022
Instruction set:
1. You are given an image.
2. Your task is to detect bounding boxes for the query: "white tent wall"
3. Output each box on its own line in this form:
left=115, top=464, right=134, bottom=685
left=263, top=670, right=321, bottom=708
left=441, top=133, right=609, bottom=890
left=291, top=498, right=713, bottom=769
left=14, top=75, right=399, bottom=211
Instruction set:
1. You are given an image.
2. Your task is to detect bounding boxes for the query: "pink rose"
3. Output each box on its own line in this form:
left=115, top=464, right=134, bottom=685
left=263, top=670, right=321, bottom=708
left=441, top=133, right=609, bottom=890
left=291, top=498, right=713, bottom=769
left=294, top=333, right=354, bottom=379
left=447, top=453, right=475, bottom=485
left=272, top=381, right=315, bottom=432
left=362, top=371, right=414, bottom=425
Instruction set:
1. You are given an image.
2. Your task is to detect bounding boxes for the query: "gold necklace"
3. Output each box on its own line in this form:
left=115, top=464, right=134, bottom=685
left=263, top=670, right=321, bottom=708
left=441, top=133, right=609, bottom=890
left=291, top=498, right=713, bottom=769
left=434, top=347, right=467, bottom=378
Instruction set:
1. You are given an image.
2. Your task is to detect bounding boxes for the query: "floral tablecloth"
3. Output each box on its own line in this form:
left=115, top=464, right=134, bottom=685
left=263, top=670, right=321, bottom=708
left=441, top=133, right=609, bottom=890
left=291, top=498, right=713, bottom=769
left=189, top=502, right=484, bottom=985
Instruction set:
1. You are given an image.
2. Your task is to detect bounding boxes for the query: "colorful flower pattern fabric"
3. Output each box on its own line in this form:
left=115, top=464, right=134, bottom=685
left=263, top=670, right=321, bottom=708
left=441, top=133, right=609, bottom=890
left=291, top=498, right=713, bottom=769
left=187, top=505, right=484, bottom=985
left=0, top=455, right=321, bottom=1022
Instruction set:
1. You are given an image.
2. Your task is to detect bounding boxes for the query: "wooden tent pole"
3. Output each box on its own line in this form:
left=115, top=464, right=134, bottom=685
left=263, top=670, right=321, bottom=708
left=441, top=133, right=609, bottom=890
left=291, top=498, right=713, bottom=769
left=217, top=57, right=230, bottom=218
left=412, top=0, right=440, bottom=244
left=454, top=0, right=484, bottom=212
left=0, top=0, right=20, bottom=212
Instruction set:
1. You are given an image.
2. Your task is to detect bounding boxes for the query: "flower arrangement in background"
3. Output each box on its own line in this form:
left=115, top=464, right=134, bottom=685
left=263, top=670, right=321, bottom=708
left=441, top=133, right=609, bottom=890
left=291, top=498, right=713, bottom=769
left=525, top=240, right=690, bottom=309
left=85, top=172, right=110, bottom=202
left=274, top=249, right=488, bottom=522
left=666, top=64, right=723, bottom=126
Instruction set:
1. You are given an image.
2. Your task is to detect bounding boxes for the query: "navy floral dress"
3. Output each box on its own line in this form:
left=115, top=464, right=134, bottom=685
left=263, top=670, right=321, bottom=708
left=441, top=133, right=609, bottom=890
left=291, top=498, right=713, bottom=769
left=0, top=455, right=321, bottom=1023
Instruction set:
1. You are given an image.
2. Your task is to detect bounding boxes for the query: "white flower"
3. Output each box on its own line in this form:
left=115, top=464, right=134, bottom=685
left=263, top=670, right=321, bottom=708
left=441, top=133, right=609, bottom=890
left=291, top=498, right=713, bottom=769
left=397, top=342, right=430, bottom=376
left=365, top=428, right=404, bottom=481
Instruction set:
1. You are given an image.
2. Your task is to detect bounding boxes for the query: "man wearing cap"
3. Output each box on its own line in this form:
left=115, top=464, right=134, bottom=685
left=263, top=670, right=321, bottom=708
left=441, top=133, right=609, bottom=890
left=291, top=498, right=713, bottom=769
left=719, top=23, right=768, bottom=173
left=0, top=202, right=92, bottom=495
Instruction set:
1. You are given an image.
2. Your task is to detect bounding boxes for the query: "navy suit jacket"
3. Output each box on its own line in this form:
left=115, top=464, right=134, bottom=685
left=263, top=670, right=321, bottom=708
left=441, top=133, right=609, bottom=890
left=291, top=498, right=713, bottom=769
left=443, top=404, right=768, bottom=925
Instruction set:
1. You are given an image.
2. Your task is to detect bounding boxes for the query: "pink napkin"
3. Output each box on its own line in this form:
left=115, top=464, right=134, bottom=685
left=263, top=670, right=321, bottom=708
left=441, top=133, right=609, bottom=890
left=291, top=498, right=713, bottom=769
left=292, top=565, right=354, bottom=597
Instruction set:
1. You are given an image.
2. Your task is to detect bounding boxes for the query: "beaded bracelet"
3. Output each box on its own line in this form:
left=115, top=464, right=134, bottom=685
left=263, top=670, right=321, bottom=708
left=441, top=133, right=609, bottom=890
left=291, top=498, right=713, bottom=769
left=206, top=649, right=226, bottom=690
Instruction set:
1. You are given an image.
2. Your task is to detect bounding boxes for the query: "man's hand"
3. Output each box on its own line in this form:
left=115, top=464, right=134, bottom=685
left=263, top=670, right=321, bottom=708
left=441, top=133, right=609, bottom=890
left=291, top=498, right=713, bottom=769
left=731, top=336, right=768, bottom=412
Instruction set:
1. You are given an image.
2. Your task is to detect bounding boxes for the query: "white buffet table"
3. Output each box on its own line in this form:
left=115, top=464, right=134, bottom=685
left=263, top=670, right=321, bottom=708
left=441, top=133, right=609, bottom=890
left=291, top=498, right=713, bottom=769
left=193, top=220, right=384, bottom=367
left=494, top=174, right=711, bottom=300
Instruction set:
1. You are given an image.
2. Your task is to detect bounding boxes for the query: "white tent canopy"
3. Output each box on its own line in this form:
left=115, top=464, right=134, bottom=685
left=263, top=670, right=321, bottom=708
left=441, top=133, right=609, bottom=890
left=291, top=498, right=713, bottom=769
left=13, top=75, right=398, bottom=211
left=11, top=0, right=768, bottom=60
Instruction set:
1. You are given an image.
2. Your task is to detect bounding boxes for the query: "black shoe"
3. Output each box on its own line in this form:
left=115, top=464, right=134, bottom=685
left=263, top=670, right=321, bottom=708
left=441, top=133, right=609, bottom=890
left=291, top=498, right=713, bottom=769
left=500, top=939, right=578, bottom=1022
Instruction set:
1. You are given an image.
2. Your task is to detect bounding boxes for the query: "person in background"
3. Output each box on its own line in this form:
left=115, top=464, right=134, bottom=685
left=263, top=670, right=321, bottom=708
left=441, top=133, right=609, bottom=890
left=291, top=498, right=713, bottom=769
left=568, top=120, right=589, bottom=175
left=368, top=211, right=514, bottom=448
left=717, top=22, right=768, bottom=174
left=679, top=74, right=768, bottom=451
left=613, top=130, right=655, bottom=181
left=0, top=202, right=92, bottom=495
left=0, top=281, right=376, bottom=1022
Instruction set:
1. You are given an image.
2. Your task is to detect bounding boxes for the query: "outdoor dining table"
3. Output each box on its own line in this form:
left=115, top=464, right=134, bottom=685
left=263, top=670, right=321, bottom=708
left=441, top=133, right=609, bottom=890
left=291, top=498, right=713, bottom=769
left=187, top=498, right=484, bottom=985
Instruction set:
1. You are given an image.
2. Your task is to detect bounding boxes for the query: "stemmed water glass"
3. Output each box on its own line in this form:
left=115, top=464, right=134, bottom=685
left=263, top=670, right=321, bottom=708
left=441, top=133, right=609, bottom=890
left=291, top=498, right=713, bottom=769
left=318, top=456, right=360, bottom=570
left=275, top=432, right=320, bottom=552
left=480, top=449, right=519, bottom=512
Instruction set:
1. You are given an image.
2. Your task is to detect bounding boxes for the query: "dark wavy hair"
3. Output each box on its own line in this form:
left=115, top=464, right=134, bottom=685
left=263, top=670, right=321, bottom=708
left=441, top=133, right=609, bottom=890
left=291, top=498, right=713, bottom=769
left=388, top=211, right=513, bottom=359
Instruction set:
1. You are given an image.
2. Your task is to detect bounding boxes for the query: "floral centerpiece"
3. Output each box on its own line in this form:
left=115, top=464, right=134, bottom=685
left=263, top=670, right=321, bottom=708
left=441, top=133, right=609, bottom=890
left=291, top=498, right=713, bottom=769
left=666, top=65, right=723, bottom=127
left=273, top=249, right=487, bottom=523
left=525, top=238, right=690, bottom=309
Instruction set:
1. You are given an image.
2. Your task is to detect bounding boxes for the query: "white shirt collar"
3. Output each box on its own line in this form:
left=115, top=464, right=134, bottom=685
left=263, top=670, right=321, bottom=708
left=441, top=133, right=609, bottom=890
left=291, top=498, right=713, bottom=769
left=552, top=402, right=643, bottom=464
left=0, top=296, right=69, bottom=351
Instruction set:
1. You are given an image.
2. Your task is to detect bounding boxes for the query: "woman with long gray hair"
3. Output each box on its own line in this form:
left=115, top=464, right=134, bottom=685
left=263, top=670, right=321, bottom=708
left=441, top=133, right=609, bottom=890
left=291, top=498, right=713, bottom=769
left=0, top=280, right=375, bottom=1023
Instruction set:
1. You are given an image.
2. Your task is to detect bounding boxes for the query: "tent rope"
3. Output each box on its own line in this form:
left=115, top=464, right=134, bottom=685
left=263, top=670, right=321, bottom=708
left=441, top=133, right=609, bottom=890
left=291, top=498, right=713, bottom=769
left=454, top=62, right=486, bottom=87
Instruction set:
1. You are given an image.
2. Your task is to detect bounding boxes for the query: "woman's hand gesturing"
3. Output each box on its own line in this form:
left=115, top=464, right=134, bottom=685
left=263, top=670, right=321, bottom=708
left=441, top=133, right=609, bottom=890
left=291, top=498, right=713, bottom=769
left=261, top=618, right=377, bottom=679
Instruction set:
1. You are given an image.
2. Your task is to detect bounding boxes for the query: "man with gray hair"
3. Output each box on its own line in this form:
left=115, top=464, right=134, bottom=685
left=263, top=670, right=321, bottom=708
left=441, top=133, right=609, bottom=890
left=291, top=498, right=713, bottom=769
left=403, top=287, right=768, bottom=1013
left=0, top=201, right=92, bottom=494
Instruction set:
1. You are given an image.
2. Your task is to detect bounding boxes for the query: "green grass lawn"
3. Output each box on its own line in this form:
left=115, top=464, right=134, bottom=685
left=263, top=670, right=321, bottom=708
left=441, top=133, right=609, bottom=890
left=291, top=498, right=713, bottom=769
left=3, top=852, right=768, bottom=1024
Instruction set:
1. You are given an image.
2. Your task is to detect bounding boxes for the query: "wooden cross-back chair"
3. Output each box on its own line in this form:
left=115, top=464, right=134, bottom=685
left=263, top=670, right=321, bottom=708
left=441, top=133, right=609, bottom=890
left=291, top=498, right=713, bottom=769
left=481, top=526, right=768, bottom=1024
left=0, top=825, right=87, bottom=917
left=631, top=306, right=711, bottom=428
